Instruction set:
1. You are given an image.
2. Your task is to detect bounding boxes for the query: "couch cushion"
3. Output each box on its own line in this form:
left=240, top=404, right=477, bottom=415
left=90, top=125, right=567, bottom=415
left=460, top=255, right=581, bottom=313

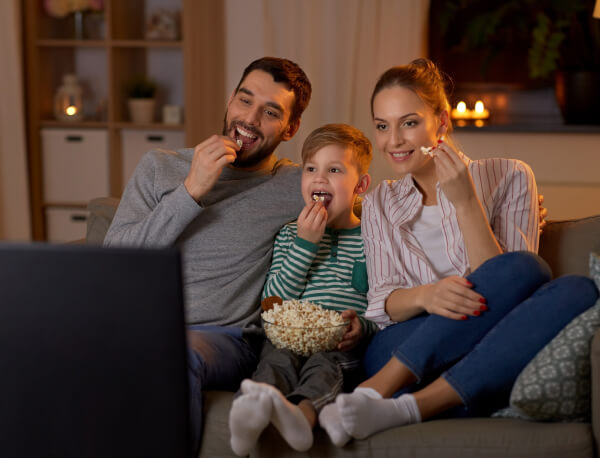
left=86, top=197, right=120, bottom=244
left=539, top=215, right=600, bottom=278
left=199, top=391, right=594, bottom=458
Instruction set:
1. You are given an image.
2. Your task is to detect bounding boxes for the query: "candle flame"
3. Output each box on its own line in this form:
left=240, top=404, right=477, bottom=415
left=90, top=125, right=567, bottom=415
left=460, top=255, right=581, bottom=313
left=457, top=101, right=467, bottom=113
left=66, top=106, right=78, bottom=116
left=474, top=101, right=485, bottom=114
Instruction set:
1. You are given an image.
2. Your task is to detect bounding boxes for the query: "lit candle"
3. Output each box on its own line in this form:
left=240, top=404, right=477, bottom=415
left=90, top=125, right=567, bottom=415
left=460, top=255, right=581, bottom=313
left=472, top=100, right=490, bottom=119
left=451, top=101, right=472, bottom=120
left=65, top=106, right=78, bottom=116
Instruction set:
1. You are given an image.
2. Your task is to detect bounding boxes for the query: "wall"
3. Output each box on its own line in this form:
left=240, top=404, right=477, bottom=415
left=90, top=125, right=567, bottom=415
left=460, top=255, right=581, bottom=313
left=454, top=131, right=600, bottom=220
left=0, top=0, right=31, bottom=241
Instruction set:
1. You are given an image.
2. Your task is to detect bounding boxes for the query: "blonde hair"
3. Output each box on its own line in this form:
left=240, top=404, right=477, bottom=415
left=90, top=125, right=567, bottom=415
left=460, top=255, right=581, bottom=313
left=301, top=123, right=372, bottom=175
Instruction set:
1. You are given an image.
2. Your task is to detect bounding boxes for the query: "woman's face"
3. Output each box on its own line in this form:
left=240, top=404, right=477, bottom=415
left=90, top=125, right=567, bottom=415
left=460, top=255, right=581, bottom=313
left=372, top=85, right=443, bottom=177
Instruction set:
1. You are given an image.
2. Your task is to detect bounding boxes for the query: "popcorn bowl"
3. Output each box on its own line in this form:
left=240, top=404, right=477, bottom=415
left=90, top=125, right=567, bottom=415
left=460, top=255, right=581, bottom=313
left=262, top=318, right=349, bottom=357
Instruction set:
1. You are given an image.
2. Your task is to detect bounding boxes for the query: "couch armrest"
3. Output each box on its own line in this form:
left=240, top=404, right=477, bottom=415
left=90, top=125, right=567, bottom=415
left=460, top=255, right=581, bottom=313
left=592, top=328, right=600, bottom=453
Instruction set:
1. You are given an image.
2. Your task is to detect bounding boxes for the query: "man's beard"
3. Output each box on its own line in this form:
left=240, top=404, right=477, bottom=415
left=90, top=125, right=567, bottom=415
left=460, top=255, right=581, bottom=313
left=222, top=114, right=281, bottom=168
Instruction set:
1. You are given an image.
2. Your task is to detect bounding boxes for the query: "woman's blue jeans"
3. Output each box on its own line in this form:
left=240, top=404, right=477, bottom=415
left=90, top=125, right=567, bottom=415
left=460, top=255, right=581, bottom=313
left=364, top=251, right=599, bottom=416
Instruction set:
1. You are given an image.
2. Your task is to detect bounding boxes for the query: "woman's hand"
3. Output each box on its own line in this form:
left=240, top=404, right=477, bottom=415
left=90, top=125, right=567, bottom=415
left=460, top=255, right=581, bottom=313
left=433, top=141, right=478, bottom=210
left=337, top=309, right=362, bottom=351
left=297, top=201, right=327, bottom=244
left=421, top=276, right=486, bottom=320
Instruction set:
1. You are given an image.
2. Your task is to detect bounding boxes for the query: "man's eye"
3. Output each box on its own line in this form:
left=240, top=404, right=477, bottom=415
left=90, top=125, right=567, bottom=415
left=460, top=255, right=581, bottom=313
left=265, top=109, right=280, bottom=119
left=240, top=98, right=250, bottom=105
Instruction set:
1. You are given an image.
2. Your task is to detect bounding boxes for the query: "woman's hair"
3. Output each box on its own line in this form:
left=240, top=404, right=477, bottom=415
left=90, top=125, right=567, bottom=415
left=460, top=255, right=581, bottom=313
left=301, top=123, right=372, bottom=175
left=370, top=58, right=453, bottom=132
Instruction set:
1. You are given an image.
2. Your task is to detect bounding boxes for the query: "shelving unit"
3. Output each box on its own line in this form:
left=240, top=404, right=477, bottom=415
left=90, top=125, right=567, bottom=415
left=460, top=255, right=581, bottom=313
left=22, top=0, right=225, bottom=241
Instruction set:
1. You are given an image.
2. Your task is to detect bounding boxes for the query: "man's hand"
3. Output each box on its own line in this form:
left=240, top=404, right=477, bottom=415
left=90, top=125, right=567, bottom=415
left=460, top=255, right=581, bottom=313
left=184, top=135, right=239, bottom=202
left=337, top=309, right=362, bottom=352
left=297, top=201, right=327, bottom=244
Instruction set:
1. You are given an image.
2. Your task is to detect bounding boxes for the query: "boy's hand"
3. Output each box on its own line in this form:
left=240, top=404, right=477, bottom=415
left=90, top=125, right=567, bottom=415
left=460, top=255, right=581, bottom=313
left=337, top=309, right=362, bottom=352
left=297, top=201, right=327, bottom=244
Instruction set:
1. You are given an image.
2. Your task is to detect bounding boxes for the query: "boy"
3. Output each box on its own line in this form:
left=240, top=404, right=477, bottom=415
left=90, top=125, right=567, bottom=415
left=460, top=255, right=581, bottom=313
left=228, top=123, right=377, bottom=455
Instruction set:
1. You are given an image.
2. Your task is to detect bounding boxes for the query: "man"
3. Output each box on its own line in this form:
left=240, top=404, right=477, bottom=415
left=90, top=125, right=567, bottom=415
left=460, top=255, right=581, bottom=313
left=104, top=57, right=312, bottom=452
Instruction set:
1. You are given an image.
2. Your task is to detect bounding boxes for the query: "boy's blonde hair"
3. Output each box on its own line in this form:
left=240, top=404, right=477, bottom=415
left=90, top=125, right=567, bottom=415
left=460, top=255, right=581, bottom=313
left=301, top=123, right=372, bottom=175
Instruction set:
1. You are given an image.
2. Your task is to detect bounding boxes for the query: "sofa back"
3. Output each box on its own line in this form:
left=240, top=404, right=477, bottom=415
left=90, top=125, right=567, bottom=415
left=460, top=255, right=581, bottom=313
left=87, top=197, right=599, bottom=279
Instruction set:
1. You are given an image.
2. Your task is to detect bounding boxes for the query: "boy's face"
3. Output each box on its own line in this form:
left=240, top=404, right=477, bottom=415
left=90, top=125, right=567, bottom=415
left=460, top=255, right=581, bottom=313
left=301, top=144, right=366, bottom=228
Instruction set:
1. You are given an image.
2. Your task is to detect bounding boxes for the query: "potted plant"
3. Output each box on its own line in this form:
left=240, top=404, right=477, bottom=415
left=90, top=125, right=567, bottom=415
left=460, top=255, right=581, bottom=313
left=436, top=0, right=600, bottom=124
left=125, top=75, right=157, bottom=124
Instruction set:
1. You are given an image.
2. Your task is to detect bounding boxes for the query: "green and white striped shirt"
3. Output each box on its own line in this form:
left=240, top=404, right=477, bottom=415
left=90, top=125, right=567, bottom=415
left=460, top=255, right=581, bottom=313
left=263, top=222, right=377, bottom=335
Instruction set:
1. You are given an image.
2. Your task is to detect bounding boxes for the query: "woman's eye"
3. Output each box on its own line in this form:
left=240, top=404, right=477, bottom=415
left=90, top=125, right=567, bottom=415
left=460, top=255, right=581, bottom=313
left=375, top=123, right=387, bottom=131
left=403, top=119, right=417, bottom=127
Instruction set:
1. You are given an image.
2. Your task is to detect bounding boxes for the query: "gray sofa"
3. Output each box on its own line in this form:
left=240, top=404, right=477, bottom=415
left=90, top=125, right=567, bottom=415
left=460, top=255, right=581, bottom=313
left=87, top=198, right=600, bottom=458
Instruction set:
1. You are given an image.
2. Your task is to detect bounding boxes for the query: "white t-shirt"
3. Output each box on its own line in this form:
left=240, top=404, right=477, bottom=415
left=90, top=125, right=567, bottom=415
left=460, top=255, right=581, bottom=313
left=408, top=204, right=458, bottom=278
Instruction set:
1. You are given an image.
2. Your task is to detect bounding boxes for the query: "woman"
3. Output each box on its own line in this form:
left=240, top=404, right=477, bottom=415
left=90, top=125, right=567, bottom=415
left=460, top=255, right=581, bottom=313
left=318, top=58, right=599, bottom=446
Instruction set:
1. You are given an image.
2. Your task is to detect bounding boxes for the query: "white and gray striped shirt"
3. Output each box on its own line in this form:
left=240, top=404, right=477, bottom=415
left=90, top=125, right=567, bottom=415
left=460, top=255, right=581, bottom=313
left=362, top=153, right=539, bottom=328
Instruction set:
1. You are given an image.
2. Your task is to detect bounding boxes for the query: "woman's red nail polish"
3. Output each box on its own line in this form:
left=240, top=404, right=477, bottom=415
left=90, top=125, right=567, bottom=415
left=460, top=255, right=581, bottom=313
left=473, top=310, right=481, bottom=316
left=479, top=298, right=487, bottom=304
left=480, top=305, right=488, bottom=311
left=465, top=280, right=473, bottom=287
left=461, top=315, right=468, bottom=320
left=437, top=139, right=444, bottom=144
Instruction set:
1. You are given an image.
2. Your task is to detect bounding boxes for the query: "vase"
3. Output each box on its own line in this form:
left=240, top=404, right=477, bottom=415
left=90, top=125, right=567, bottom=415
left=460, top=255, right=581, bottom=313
left=555, top=71, right=600, bottom=125
left=128, top=98, right=156, bottom=124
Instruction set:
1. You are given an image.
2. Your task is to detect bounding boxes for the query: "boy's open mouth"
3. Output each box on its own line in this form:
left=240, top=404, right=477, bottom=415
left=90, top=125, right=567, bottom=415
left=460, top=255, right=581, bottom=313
left=312, top=191, right=332, bottom=208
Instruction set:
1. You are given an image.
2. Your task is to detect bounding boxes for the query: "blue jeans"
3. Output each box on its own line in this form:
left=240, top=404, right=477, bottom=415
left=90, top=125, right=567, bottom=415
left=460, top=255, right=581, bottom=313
left=364, top=251, right=599, bottom=417
left=186, top=325, right=262, bottom=455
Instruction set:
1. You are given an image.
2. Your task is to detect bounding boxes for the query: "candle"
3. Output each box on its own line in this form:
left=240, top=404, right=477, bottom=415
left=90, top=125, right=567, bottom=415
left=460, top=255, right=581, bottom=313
left=472, top=100, right=490, bottom=120
left=451, top=101, right=471, bottom=120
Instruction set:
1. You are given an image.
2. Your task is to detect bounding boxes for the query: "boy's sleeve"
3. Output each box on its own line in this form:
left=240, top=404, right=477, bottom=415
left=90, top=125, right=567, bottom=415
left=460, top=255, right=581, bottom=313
left=262, top=224, right=320, bottom=301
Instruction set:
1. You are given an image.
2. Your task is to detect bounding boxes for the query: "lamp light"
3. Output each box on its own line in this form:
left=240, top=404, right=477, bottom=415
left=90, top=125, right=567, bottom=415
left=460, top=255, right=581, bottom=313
left=54, top=74, right=83, bottom=121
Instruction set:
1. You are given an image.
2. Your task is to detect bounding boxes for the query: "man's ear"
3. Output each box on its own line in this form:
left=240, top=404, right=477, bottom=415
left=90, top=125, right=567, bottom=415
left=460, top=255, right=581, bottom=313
left=282, top=118, right=301, bottom=141
left=355, top=173, right=371, bottom=195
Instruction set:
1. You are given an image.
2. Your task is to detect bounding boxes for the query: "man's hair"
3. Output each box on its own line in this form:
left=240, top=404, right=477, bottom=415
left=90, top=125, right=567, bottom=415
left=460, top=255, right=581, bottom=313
left=235, top=57, right=312, bottom=125
left=301, top=123, right=372, bottom=175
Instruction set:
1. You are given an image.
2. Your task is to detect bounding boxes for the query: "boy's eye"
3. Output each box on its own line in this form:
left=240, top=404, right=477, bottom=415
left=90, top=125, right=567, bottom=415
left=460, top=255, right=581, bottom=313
left=329, top=167, right=341, bottom=173
left=305, top=166, right=315, bottom=172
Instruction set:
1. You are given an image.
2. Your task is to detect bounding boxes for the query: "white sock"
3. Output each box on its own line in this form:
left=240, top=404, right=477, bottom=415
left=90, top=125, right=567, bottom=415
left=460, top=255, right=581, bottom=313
left=241, top=379, right=313, bottom=452
left=318, top=403, right=352, bottom=447
left=337, top=387, right=421, bottom=439
left=228, top=392, right=272, bottom=456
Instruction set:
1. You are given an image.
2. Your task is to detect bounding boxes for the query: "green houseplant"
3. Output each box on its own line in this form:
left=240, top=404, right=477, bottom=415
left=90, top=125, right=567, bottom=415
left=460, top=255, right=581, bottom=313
left=125, top=75, right=157, bottom=124
left=437, top=0, right=600, bottom=124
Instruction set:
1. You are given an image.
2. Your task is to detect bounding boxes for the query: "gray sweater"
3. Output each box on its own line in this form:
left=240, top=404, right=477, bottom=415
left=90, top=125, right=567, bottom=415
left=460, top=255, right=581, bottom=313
left=104, top=148, right=304, bottom=327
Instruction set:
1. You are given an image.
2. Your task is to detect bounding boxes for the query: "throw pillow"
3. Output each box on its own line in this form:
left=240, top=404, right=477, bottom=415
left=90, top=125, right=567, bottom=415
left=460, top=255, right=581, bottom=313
left=500, top=252, right=600, bottom=422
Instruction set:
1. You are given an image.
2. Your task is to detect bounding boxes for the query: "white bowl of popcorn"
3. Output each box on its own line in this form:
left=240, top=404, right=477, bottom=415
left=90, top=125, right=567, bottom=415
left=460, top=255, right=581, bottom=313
left=261, top=299, right=348, bottom=357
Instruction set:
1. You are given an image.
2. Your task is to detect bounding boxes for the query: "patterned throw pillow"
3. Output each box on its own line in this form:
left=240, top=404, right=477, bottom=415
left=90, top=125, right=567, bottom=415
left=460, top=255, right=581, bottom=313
left=497, top=252, right=600, bottom=422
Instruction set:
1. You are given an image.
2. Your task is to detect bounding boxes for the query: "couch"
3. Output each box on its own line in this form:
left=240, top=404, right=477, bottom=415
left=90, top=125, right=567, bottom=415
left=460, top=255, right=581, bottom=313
left=86, top=198, right=600, bottom=458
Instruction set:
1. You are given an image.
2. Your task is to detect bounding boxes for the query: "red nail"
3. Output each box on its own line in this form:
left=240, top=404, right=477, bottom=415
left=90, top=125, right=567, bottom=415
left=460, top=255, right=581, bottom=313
left=479, top=298, right=487, bottom=304
left=465, top=280, right=473, bottom=287
left=437, top=138, right=444, bottom=144
left=461, top=315, right=468, bottom=321
left=473, top=310, right=481, bottom=316
left=480, top=304, right=488, bottom=311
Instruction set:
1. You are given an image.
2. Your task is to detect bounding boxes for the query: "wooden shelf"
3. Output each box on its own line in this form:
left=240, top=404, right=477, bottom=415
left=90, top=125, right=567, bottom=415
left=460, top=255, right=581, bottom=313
left=23, top=0, right=224, bottom=240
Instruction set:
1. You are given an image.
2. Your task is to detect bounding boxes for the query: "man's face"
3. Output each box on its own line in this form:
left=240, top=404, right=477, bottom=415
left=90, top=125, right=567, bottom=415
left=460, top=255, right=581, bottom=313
left=223, top=70, right=297, bottom=168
